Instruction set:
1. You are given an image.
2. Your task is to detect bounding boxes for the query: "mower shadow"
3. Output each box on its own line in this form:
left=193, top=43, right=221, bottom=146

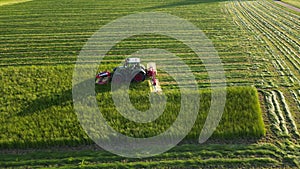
left=18, top=78, right=111, bottom=116
left=146, top=0, right=229, bottom=10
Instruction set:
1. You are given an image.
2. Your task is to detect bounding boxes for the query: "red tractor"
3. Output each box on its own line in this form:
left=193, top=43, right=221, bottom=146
left=96, top=58, right=158, bottom=88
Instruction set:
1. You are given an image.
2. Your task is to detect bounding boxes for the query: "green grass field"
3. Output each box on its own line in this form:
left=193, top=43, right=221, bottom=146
left=1, top=0, right=300, bottom=168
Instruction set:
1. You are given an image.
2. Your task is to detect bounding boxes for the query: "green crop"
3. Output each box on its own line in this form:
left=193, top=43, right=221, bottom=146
left=1, top=0, right=300, bottom=168
left=0, top=65, right=265, bottom=148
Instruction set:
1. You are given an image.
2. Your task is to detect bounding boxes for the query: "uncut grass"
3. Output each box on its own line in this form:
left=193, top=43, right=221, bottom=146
left=97, top=85, right=265, bottom=139
left=0, top=65, right=265, bottom=148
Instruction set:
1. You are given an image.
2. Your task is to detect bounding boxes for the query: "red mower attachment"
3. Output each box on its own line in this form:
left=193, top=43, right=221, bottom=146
left=147, top=62, right=162, bottom=93
left=95, top=71, right=111, bottom=84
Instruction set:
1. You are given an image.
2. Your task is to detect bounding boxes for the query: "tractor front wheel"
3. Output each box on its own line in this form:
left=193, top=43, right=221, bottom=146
left=133, top=72, right=145, bottom=82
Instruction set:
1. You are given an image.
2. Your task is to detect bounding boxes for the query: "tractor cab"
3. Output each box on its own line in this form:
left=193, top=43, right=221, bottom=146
left=114, top=58, right=146, bottom=82
left=124, top=58, right=145, bottom=70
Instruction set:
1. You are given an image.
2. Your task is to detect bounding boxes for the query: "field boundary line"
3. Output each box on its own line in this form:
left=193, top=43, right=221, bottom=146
left=0, top=0, right=32, bottom=6
left=274, top=0, right=300, bottom=13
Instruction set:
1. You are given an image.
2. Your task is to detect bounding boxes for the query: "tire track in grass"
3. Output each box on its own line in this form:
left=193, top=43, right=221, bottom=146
left=262, top=89, right=300, bottom=167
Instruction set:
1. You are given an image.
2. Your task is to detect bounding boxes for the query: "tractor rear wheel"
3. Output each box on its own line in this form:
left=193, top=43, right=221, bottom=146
left=112, top=74, right=123, bottom=84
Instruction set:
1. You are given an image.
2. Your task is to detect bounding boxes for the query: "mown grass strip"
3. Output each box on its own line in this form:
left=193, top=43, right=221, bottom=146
left=0, top=144, right=282, bottom=168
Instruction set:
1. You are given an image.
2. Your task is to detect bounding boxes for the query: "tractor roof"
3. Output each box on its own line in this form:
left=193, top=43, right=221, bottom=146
left=126, top=58, right=140, bottom=64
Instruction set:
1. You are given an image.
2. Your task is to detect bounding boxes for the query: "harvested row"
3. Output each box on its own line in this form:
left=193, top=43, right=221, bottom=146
left=247, top=2, right=300, bottom=76
left=239, top=1, right=300, bottom=79
left=263, top=90, right=299, bottom=138
left=291, top=90, right=300, bottom=111
left=264, top=91, right=282, bottom=135
left=225, top=1, right=290, bottom=87
left=253, top=1, right=300, bottom=47
left=259, top=0, right=300, bottom=26
left=275, top=90, right=300, bottom=138
left=227, top=0, right=300, bottom=87
left=264, top=91, right=289, bottom=136
left=0, top=143, right=285, bottom=168
left=226, top=1, right=300, bottom=166
left=226, top=0, right=300, bottom=138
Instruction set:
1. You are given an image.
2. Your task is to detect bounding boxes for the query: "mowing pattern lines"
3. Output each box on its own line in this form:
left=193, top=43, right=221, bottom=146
left=1, top=0, right=300, bottom=168
left=0, top=144, right=286, bottom=168
left=226, top=1, right=300, bottom=167
left=264, top=90, right=299, bottom=138
left=226, top=0, right=300, bottom=87
left=0, top=0, right=257, bottom=89
left=276, top=90, right=300, bottom=138
left=291, top=90, right=300, bottom=111
left=265, top=91, right=288, bottom=136
left=226, top=0, right=300, bottom=133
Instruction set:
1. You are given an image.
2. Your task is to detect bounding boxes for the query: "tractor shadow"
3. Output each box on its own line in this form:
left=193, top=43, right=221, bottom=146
left=18, top=78, right=111, bottom=116
left=145, top=0, right=229, bottom=10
